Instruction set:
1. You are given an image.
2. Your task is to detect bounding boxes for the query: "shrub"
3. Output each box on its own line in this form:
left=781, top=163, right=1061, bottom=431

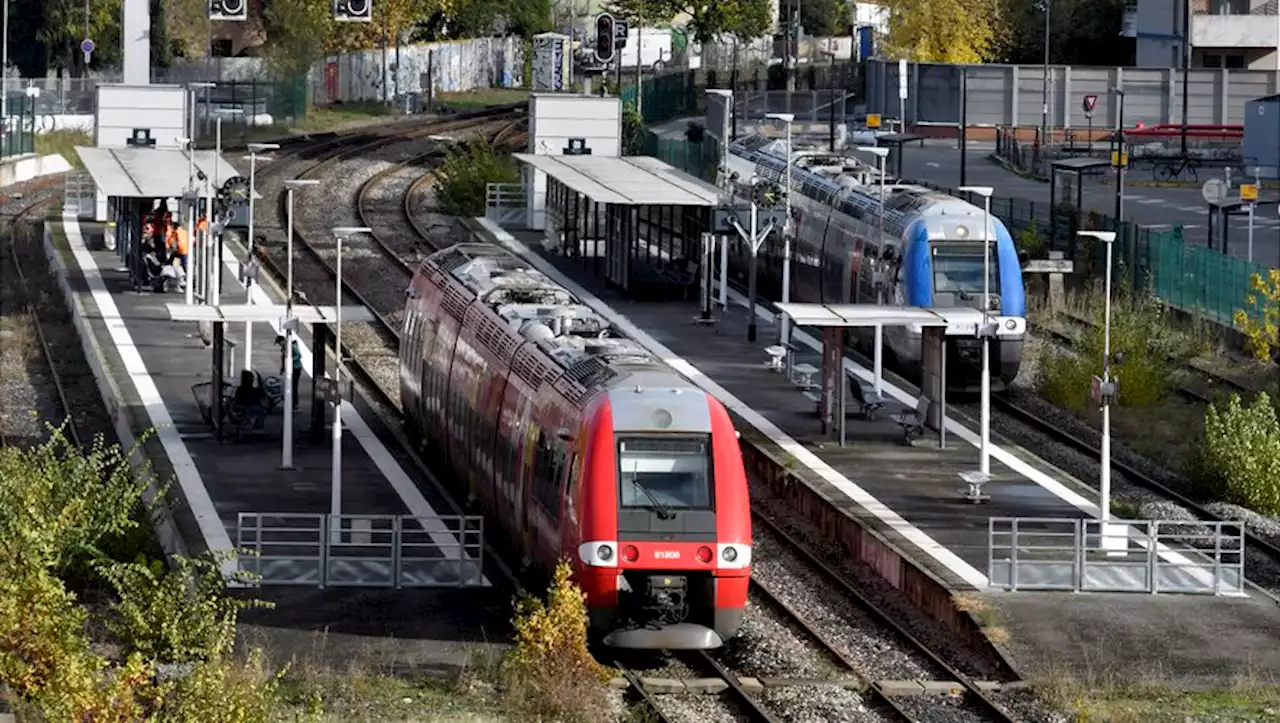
left=1233, top=269, right=1280, bottom=364
left=1017, top=222, right=1045, bottom=257
left=1190, top=393, right=1280, bottom=515
left=622, top=100, right=647, bottom=155
left=433, top=138, right=520, bottom=217
left=502, top=560, right=613, bottom=722
left=1036, top=286, right=1186, bottom=410
left=99, top=552, right=272, bottom=664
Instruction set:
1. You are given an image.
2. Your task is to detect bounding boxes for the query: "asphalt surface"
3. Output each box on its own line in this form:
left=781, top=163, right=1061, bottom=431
left=860, top=139, right=1280, bottom=268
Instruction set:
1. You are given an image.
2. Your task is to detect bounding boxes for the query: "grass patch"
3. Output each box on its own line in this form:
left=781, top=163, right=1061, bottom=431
left=1037, top=675, right=1280, bottom=722
left=952, top=593, right=1009, bottom=645
left=35, top=129, right=92, bottom=169
left=435, top=88, right=528, bottom=111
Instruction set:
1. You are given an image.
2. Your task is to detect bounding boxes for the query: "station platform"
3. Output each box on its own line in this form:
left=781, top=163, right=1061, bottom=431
left=475, top=219, right=1280, bottom=686
left=45, top=210, right=507, bottom=645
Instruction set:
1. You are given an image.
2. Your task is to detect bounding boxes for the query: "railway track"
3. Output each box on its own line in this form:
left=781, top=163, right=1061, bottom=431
left=0, top=180, right=101, bottom=451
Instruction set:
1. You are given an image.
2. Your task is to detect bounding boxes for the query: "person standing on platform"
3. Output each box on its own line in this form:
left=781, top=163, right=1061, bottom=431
left=166, top=220, right=190, bottom=291
left=276, top=334, right=303, bottom=411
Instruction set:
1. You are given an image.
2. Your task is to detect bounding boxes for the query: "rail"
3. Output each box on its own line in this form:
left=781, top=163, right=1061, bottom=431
left=236, top=512, right=485, bottom=588
left=988, top=517, right=1245, bottom=595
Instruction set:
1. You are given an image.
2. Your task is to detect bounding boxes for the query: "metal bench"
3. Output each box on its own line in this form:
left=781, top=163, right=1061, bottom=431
left=763, top=345, right=787, bottom=372
left=892, top=398, right=930, bottom=444
left=848, top=375, right=885, bottom=420
left=791, top=363, right=818, bottom=389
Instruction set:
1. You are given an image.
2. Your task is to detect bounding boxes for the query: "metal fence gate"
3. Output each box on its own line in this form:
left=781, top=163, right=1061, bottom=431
left=988, top=517, right=1245, bottom=595
left=236, top=513, right=486, bottom=588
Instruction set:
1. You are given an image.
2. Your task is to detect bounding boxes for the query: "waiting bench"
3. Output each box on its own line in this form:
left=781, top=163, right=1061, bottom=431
left=893, top=398, right=930, bottom=444
left=800, top=373, right=886, bottom=420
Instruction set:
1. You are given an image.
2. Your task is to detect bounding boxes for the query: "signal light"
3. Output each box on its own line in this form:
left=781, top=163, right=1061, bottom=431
left=209, top=0, right=247, bottom=21
left=333, top=0, right=372, bottom=22
left=595, top=13, right=616, bottom=64
left=696, top=546, right=713, bottom=564
left=622, top=545, right=639, bottom=562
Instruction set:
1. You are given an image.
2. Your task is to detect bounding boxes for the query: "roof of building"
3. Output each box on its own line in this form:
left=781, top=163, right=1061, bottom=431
left=514, top=153, right=722, bottom=206
left=76, top=146, right=257, bottom=199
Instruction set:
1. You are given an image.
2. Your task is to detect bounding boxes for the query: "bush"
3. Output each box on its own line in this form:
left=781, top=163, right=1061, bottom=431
left=502, top=560, right=613, bottom=722
left=1017, top=222, right=1046, bottom=257
left=1234, top=269, right=1280, bottom=364
left=1190, top=393, right=1280, bottom=515
left=1036, top=286, right=1187, bottom=410
left=622, top=100, right=646, bottom=155
left=433, top=138, right=520, bottom=217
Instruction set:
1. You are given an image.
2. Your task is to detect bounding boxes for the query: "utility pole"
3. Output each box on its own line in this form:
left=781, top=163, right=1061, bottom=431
left=1180, top=0, right=1191, bottom=157
left=1041, top=0, right=1051, bottom=146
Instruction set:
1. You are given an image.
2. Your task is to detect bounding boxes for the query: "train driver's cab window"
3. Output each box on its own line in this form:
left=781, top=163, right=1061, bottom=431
left=617, top=436, right=713, bottom=512
left=931, top=244, right=999, bottom=299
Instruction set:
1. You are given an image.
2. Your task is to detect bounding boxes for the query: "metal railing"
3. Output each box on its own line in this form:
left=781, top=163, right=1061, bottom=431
left=63, top=172, right=96, bottom=218
left=485, top=182, right=526, bottom=227
left=988, top=517, right=1245, bottom=595
left=236, top=513, right=486, bottom=588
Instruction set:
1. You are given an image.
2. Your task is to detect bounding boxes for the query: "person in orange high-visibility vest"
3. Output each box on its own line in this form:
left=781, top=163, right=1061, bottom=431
left=167, top=223, right=190, bottom=271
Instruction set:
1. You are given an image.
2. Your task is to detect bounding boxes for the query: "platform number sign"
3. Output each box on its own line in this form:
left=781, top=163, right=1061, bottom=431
left=208, top=0, right=247, bottom=21
left=1082, top=94, right=1098, bottom=118
left=564, top=138, right=592, bottom=156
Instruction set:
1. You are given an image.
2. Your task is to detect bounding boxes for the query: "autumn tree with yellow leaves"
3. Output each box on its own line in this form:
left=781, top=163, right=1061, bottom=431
left=1234, top=269, right=1280, bottom=365
left=879, top=0, right=1005, bottom=63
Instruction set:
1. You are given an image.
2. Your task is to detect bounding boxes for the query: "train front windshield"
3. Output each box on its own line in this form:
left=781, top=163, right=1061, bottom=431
left=617, top=436, right=714, bottom=512
left=931, top=243, right=1000, bottom=298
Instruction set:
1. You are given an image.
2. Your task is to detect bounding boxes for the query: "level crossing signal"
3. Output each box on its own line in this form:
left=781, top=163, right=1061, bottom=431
left=332, top=0, right=372, bottom=22
left=595, top=13, right=616, bottom=64
left=209, top=0, right=247, bottom=21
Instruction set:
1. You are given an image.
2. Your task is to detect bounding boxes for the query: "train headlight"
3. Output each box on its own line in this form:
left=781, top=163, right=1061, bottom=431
left=597, top=544, right=614, bottom=562
left=722, top=546, right=738, bottom=562
left=1005, top=319, right=1017, bottom=330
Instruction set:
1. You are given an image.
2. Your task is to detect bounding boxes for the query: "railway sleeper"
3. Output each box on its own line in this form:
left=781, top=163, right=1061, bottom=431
left=619, top=676, right=1016, bottom=695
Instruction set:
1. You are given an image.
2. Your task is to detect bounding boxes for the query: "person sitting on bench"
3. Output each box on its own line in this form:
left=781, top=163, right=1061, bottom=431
left=232, top=370, right=268, bottom=430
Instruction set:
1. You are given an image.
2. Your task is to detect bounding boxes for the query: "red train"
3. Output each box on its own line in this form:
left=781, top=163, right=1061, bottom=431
left=399, top=243, right=752, bottom=649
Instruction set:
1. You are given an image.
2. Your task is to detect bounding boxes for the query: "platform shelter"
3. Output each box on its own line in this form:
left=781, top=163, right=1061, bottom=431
left=513, top=153, right=720, bottom=298
left=74, top=145, right=255, bottom=295
left=774, top=302, right=1026, bottom=448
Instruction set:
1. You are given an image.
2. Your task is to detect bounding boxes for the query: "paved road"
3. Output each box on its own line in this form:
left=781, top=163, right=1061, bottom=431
left=878, top=140, right=1280, bottom=268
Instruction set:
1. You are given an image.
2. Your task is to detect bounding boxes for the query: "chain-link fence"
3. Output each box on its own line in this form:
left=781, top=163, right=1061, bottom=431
left=2, top=93, right=37, bottom=159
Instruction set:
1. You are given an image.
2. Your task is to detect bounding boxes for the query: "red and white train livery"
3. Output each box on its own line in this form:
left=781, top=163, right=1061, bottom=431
left=399, top=243, right=752, bottom=649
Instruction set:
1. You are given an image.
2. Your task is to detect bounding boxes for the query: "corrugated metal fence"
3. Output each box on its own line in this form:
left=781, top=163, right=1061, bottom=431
left=864, top=59, right=1280, bottom=128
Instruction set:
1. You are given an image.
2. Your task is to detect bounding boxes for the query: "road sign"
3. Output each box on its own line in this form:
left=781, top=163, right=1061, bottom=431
left=1082, top=94, right=1098, bottom=116
left=866, top=114, right=881, bottom=129
left=81, top=38, right=95, bottom=54
left=1241, top=183, right=1258, bottom=202
left=615, top=19, right=629, bottom=50
left=1202, top=178, right=1228, bottom=205
left=898, top=58, right=908, bottom=100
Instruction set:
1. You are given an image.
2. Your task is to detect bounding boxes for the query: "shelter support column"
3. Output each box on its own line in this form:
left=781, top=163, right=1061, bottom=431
left=212, top=322, right=225, bottom=440
left=311, top=324, right=330, bottom=441
left=819, top=327, right=844, bottom=437
left=921, top=326, right=945, bottom=432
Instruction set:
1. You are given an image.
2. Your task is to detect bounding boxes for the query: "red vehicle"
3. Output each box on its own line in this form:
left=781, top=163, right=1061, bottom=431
left=400, top=243, right=752, bottom=649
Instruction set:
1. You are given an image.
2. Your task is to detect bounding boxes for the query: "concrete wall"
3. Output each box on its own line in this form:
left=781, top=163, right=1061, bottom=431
left=865, top=58, right=1280, bottom=127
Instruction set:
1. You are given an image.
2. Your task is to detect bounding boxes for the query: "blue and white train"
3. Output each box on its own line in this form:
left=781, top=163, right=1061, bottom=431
left=723, top=135, right=1027, bottom=390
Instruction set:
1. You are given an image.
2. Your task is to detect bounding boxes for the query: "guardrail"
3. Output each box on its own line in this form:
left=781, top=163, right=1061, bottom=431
left=988, top=517, right=1244, bottom=595
left=485, top=182, right=526, bottom=228
left=236, top=512, right=486, bottom=588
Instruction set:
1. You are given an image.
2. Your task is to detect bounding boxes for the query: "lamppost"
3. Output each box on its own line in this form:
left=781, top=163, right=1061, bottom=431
left=178, top=136, right=199, bottom=306
left=1040, top=0, right=1052, bottom=146
left=330, top=226, right=372, bottom=543
left=857, top=145, right=890, bottom=396
left=765, top=112, right=795, bottom=347
left=959, top=185, right=996, bottom=476
left=185, top=81, right=216, bottom=191
left=1112, top=87, right=1127, bottom=235
left=2, top=0, right=9, bottom=149
left=280, top=178, right=320, bottom=470
left=1078, top=230, right=1120, bottom=548
left=242, top=142, right=278, bottom=372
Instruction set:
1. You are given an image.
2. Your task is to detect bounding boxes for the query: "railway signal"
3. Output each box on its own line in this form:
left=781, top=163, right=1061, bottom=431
left=595, top=13, right=616, bottom=64
left=209, top=0, right=247, bottom=21
left=332, top=0, right=372, bottom=22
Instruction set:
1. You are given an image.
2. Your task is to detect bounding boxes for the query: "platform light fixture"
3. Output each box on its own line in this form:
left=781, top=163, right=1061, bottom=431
left=765, top=112, right=795, bottom=349
left=1078, top=229, right=1124, bottom=553
left=857, top=145, right=891, bottom=396
left=329, top=226, right=373, bottom=543
left=238, top=142, right=278, bottom=373
left=280, top=178, right=321, bottom=470
left=958, top=185, right=995, bottom=478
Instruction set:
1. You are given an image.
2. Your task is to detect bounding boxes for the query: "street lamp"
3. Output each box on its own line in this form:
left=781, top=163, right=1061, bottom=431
left=177, top=136, right=199, bottom=306
left=858, top=145, right=890, bottom=396
left=959, top=185, right=996, bottom=477
left=241, top=142, right=279, bottom=372
left=765, top=112, right=795, bottom=347
left=184, top=82, right=216, bottom=191
left=280, top=178, right=320, bottom=470
left=1040, top=0, right=1052, bottom=146
left=1111, top=87, right=1126, bottom=235
left=2, top=0, right=9, bottom=148
left=1078, top=229, right=1122, bottom=552
left=329, top=226, right=372, bottom=543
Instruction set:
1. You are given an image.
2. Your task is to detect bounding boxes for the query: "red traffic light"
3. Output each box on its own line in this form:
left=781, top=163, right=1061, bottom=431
left=595, top=13, right=616, bottom=63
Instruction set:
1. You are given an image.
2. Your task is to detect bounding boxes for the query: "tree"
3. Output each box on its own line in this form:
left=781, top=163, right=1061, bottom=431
left=672, top=0, right=773, bottom=44
left=879, top=0, right=1004, bottom=63
left=996, top=0, right=1130, bottom=66
left=433, top=138, right=520, bottom=217
left=38, top=0, right=124, bottom=74
left=607, top=0, right=677, bottom=26
left=1234, top=270, right=1280, bottom=365
left=163, top=0, right=215, bottom=60
left=779, top=0, right=845, bottom=38
left=261, top=0, right=334, bottom=79
left=1191, top=393, right=1280, bottom=515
